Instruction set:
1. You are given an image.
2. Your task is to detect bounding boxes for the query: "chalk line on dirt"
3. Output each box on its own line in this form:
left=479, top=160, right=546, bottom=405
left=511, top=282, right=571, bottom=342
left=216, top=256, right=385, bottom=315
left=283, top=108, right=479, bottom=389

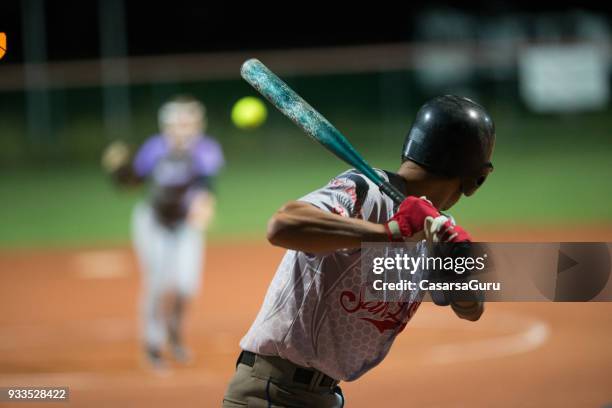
left=409, top=310, right=551, bottom=365
left=429, top=320, right=550, bottom=364
left=71, top=249, right=132, bottom=279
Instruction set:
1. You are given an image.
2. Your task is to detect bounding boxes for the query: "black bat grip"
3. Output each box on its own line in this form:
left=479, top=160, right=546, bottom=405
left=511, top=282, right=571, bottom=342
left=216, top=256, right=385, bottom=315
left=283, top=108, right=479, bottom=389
left=379, top=182, right=406, bottom=205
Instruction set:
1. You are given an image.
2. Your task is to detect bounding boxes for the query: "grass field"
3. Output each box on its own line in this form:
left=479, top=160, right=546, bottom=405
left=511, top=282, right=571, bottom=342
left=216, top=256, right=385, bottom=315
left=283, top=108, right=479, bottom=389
left=2, top=74, right=612, bottom=248
left=1, top=146, right=611, bottom=248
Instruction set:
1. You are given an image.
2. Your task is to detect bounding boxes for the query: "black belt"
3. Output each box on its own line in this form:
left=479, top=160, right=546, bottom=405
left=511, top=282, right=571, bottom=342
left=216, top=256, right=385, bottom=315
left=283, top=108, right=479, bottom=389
left=238, top=350, right=338, bottom=388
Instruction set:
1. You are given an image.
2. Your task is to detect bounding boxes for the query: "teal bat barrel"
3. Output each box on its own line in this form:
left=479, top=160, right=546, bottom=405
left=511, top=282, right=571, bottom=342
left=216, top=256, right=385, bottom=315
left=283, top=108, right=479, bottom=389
left=240, top=58, right=406, bottom=205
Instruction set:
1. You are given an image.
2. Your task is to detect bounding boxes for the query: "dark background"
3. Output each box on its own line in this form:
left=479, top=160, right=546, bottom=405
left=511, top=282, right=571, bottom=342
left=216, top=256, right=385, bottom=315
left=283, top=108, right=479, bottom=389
left=2, top=1, right=611, bottom=62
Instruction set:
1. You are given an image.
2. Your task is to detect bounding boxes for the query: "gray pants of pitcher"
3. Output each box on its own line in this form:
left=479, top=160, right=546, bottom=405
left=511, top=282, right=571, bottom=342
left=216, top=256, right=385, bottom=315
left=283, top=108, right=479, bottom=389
left=132, top=202, right=203, bottom=352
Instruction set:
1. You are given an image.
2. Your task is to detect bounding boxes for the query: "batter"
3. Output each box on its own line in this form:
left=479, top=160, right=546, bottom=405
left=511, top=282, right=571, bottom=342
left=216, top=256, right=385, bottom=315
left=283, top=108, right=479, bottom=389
left=223, top=95, right=495, bottom=407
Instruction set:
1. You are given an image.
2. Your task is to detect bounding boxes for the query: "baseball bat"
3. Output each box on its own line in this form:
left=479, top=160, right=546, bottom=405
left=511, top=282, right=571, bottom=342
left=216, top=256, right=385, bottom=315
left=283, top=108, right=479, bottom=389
left=240, top=58, right=406, bottom=205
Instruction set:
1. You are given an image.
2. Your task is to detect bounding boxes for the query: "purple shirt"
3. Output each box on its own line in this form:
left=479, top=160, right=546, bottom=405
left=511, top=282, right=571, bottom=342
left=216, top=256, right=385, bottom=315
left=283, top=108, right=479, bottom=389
left=133, top=134, right=224, bottom=181
left=132, top=134, right=224, bottom=225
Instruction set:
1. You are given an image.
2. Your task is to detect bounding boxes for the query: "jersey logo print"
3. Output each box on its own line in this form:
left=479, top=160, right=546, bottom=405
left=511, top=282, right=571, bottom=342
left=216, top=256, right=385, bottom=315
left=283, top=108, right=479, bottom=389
left=344, top=172, right=369, bottom=217
left=330, top=172, right=369, bottom=219
left=340, top=287, right=421, bottom=334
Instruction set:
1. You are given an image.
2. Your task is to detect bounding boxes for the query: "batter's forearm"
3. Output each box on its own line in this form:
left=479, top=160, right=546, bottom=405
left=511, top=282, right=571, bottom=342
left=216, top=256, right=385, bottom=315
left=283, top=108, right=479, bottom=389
left=267, top=201, right=387, bottom=253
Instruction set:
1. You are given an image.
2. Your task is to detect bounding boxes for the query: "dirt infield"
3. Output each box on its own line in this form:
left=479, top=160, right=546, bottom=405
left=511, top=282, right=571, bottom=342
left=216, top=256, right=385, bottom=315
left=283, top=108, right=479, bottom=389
left=1, top=229, right=611, bottom=407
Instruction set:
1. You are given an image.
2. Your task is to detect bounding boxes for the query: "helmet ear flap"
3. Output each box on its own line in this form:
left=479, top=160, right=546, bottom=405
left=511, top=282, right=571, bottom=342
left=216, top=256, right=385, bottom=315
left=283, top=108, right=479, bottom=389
left=461, top=163, right=493, bottom=196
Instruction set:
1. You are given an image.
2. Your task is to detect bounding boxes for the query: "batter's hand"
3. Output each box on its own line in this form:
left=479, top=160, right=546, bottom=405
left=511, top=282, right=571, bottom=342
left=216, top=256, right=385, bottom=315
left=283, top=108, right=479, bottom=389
left=384, top=196, right=439, bottom=241
left=424, top=215, right=472, bottom=243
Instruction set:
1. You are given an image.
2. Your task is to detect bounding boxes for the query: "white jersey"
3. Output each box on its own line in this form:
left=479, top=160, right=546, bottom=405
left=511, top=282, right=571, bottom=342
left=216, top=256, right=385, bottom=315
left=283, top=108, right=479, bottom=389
left=240, top=169, right=425, bottom=381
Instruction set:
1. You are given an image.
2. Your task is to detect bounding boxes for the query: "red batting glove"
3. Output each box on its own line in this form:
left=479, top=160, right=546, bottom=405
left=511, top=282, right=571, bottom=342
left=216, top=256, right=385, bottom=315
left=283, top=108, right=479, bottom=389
left=384, top=196, right=440, bottom=241
left=447, top=225, right=472, bottom=242
left=438, top=222, right=472, bottom=243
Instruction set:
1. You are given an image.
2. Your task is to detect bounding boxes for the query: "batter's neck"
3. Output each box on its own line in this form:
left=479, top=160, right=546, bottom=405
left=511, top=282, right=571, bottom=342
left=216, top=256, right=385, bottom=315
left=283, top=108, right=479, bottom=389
left=396, top=162, right=458, bottom=210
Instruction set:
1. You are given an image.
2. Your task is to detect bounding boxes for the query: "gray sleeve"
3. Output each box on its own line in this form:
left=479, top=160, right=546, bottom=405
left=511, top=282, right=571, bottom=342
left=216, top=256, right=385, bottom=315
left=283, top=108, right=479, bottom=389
left=298, top=173, right=370, bottom=218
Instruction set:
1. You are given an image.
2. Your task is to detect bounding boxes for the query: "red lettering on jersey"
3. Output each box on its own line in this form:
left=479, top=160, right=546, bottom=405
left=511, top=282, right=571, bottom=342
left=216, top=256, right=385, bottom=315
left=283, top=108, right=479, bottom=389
left=340, top=288, right=421, bottom=334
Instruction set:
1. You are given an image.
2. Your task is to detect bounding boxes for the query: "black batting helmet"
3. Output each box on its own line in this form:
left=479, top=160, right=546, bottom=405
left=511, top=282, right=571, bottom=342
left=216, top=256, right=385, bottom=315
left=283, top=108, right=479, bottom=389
left=402, top=95, right=495, bottom=196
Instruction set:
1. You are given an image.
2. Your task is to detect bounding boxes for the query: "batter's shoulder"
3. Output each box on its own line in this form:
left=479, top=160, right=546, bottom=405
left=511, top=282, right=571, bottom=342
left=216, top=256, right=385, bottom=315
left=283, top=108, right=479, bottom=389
left=333, top=168, right=391, bottom=194
left=333, top=169, right=372, bottom=206
left=331, top=169, right=393, bottom=218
